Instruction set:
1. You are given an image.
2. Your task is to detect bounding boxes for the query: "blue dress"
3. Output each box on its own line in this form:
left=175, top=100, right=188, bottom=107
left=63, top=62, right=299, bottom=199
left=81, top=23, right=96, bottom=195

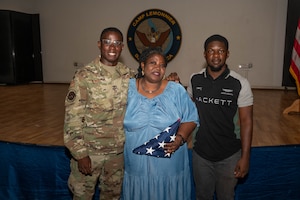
left=122, top=79, right=199, bottom=200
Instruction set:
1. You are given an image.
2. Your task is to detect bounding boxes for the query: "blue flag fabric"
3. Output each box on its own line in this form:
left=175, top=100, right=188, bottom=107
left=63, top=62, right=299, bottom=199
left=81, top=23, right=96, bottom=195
left=132, top=119, right=181, bottom=158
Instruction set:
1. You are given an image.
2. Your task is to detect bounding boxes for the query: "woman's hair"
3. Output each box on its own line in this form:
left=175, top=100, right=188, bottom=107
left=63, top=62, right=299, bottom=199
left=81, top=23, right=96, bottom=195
left=135, top=47, right=167, bottom=78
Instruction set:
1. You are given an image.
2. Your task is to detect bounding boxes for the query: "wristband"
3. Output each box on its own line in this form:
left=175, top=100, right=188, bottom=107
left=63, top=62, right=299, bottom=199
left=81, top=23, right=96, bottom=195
left=177, top=134, right=186, bottom=146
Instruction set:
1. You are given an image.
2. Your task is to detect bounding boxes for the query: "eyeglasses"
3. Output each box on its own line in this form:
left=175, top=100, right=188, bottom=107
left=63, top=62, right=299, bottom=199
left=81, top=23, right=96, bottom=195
left=206, top=49, right=226, bottom=55
left=101, top=39, right=123, bottom=47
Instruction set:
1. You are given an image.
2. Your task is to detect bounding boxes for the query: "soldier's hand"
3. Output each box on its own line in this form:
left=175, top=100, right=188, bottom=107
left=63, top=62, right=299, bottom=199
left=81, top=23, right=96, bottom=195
left=77, top=156, right=92, bottom=175
left=166, top=72, right=181, bottom=83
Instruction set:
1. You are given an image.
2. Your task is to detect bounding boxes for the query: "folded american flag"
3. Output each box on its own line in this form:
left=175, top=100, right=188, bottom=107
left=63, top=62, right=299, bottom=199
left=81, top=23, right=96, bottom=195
left=132, top=119, right=180, bottom=158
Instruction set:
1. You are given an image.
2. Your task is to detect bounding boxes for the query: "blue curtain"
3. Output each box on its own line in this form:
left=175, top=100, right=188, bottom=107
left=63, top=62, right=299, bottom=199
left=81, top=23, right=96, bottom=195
left=235, top=145, right=300, bottom=199
left=0, top=141, right=299, bottom=200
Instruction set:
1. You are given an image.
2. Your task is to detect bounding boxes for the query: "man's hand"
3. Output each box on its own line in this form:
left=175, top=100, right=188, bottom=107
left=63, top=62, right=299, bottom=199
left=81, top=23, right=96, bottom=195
left=77, top=156, right=92, bottom=175
left=166, top=72, right=181, bottom=83
left=234, top=157, right=249, bottom=178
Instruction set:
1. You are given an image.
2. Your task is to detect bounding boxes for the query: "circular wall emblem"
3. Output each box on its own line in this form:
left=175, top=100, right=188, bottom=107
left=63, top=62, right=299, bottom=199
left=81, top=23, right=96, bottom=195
left=127, top=9, right=182, bottom=63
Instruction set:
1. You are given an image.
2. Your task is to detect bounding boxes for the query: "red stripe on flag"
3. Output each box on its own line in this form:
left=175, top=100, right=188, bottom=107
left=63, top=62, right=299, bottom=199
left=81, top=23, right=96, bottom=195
left=289, top=19, right=300, bottom=96
left=294, top=37, right=300, bottom=54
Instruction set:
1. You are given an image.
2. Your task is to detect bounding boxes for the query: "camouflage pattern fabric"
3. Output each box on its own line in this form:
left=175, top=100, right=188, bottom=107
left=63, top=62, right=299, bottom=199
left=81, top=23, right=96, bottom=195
left=68, top=154, right=124, bottom=200
left=64, top=57, right=135, bottom=199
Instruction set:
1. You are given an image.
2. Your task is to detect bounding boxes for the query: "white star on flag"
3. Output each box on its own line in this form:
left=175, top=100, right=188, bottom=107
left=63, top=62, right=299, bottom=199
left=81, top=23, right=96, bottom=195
left=146, top=147, right=155, bottom=155
left=132, top=119, right=181, bottom=158
left=170, top=134, right=176, bottom=142
left=158, top=141, right=166, bottom=148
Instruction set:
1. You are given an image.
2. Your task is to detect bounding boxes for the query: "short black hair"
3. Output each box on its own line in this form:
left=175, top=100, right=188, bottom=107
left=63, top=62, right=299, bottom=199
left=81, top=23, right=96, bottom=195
left=204, top=34, right=229, bottom=50
left=100, top=27, right=123, bottom=41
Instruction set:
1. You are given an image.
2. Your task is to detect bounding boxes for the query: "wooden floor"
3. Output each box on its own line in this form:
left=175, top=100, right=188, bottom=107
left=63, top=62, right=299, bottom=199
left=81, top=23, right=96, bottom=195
left=0, top=83, right=299, bottom=147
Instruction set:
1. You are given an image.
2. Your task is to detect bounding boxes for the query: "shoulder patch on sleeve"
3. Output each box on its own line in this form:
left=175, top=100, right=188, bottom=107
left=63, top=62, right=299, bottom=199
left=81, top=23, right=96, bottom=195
left=67, top=90, right=76, bottom=102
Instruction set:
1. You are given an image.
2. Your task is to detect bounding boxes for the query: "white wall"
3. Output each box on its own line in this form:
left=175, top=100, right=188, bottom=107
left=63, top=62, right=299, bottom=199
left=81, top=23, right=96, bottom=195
left=0, top=0, right=288, bottom=88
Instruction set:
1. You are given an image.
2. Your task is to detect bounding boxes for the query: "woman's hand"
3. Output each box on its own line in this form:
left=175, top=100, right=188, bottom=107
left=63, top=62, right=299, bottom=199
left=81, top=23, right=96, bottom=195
left=164, top=135, right=182, bottom=154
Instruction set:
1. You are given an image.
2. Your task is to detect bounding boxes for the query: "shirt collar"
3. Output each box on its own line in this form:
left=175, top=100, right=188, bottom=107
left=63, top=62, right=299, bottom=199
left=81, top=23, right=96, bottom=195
left=204, top=65, right=230, bottom=80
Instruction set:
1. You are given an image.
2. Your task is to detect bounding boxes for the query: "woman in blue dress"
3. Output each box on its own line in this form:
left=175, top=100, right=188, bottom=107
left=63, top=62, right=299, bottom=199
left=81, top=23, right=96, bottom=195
left=122, top=47, right=199, bottom=200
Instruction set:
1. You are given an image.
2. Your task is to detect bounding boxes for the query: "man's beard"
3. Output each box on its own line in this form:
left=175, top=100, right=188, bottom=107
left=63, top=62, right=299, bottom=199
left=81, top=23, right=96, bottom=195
left=208, top=64, right=223, bottom=72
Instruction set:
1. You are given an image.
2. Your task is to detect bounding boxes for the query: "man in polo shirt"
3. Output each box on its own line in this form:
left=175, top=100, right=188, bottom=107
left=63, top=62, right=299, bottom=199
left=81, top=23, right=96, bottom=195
left=187, top=34, right=253, bottom=200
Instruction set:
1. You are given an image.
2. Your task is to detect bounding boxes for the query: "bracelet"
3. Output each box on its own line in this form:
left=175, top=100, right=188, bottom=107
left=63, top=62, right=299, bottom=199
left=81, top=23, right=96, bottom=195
left=177, top=134, right=186, bottom=146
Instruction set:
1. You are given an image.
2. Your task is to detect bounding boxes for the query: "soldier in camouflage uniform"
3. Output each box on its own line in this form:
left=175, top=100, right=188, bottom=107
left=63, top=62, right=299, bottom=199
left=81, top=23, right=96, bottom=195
left=64, top=27, right=135, bottom=200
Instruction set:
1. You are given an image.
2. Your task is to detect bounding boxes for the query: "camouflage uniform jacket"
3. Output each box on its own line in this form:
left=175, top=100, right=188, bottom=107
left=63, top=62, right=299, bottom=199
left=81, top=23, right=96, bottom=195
left=64, top=57, right=135, bottom=160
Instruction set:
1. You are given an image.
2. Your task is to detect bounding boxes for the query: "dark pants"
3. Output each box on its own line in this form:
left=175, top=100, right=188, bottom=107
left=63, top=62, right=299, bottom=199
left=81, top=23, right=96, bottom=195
left=192, top=150, right=240, bottom=200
